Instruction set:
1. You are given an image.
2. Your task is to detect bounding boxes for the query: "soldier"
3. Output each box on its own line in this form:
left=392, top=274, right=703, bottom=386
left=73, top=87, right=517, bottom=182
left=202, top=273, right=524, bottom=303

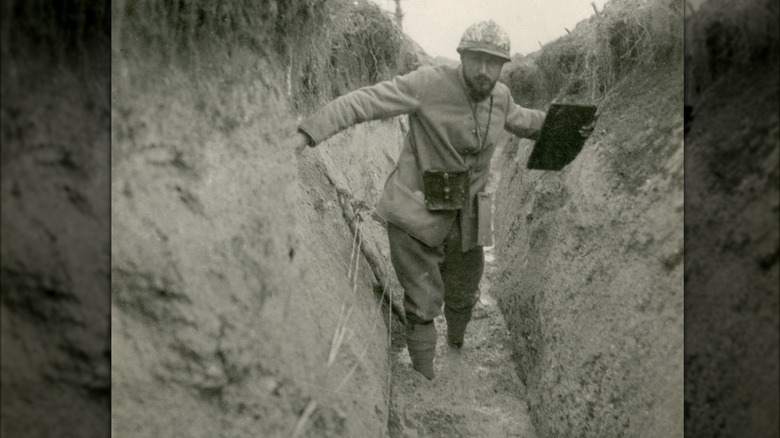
left=288, top=20, right=592, bottom=379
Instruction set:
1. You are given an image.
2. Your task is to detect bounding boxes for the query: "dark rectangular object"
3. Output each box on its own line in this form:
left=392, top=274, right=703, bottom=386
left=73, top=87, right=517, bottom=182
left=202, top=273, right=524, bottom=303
left=422, top=170, right=469, bottom=210
left=527, top=104, right=597, bottom=171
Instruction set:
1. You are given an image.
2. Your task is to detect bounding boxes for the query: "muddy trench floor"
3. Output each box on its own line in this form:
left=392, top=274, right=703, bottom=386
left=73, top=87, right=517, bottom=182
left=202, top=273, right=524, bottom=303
left=387, top=246, right=536, bottom=438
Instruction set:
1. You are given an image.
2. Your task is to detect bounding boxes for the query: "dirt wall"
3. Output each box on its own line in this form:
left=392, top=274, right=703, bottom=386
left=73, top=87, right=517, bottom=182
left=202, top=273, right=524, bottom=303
left=492, top=61, right=684, bottom=437
left=683, top=64, right=779, bottom=437
left=1, top=56, right=111, bottom=438
left=110, top=54, right=402, bottom=437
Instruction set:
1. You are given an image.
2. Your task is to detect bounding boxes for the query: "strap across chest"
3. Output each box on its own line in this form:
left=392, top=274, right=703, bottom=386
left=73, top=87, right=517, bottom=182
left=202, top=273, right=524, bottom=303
left=466, top=96, right=494, bottom=154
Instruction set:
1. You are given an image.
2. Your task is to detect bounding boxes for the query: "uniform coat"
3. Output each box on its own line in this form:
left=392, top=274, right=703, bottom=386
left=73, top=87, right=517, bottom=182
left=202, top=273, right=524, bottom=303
left=299, top=63, right=546, bottom=251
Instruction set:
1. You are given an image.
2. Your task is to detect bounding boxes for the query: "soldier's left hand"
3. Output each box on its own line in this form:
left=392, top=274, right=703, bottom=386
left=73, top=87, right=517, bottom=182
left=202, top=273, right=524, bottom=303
left=579, top=112, right=599, bottom=139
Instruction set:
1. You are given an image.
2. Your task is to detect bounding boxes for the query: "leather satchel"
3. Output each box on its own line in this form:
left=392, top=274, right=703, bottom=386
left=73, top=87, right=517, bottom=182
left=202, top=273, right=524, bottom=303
left=422, top=170, right=469, bottom=210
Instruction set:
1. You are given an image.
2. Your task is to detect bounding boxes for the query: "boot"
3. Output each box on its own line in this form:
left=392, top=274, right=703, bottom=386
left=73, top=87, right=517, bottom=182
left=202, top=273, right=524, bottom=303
left=405, top=322, right=437, bottom=380
left=444, top=305, right=473, bottom=349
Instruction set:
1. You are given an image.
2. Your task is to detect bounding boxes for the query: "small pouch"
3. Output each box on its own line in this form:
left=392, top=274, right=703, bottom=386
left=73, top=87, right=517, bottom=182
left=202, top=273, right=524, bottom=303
left=422, top=170, right=469, bottom=211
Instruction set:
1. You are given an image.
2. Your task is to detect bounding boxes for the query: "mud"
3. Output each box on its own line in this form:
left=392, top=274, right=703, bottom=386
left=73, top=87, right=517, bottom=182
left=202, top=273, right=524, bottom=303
left=388, top=245, right=537, bottom=438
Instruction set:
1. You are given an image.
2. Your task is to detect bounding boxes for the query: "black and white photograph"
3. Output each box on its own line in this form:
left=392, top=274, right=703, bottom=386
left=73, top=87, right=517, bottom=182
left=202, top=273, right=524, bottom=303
left=0, top=0, right=777, bottom=437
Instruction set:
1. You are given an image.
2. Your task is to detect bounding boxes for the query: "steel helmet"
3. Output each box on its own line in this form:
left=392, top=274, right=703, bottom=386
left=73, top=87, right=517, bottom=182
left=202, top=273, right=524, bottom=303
left=456, top=19, right=511, bottom=62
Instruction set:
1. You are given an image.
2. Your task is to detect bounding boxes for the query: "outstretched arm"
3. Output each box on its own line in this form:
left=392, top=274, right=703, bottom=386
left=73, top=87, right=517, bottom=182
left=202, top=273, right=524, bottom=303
left=503, top=94, right=547, bottom=140
left=504, top=98, right=598, bottom=142
left=295, top=67, right=431, bottom=148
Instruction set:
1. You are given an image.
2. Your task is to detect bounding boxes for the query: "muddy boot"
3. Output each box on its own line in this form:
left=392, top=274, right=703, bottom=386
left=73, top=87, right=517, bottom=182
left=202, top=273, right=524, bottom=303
left=444, top=305, right=473, bottom=349
left=405, top=321, right=437, bottom=380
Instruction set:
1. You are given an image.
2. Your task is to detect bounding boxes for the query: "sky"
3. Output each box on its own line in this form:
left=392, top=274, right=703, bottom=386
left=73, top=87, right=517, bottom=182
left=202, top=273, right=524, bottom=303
left=370, top=0, right=612, bottom=58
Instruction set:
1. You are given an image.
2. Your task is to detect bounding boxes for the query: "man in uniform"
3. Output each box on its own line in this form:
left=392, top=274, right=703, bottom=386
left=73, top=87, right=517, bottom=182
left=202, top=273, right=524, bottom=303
left=288, top=20, right=589, bottom=379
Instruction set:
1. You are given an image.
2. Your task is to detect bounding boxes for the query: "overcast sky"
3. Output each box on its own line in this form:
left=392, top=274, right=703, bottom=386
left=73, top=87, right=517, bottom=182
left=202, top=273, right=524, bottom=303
left=371, top=0, right=613, bottom=58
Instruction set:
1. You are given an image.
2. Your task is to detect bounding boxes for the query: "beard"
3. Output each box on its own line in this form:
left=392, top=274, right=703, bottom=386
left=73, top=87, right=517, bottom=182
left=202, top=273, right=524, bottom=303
left=464, top=74, right=497, bottom=101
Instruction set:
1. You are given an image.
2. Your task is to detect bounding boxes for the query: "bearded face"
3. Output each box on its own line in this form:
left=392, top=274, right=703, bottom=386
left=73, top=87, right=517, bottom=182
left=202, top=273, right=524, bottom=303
left=460, top=51, right=505, bottom=101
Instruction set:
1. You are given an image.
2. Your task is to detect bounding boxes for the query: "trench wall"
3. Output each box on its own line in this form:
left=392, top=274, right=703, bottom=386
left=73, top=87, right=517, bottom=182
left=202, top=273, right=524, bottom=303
left=492, top=61, right=685, bottom=437
left=110, top=55, right=402, bottom=437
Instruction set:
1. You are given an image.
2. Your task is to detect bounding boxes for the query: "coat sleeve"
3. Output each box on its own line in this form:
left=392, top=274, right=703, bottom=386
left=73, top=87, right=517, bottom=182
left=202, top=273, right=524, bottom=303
left=502, top=89, right=546, bottom=140
left=299, top=68, right=430, bottom=145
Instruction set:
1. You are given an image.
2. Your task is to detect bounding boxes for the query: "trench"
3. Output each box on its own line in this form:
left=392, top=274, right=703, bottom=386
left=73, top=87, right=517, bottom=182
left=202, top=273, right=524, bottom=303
left=383, top=140, right=537, bottom=438
left=104, top=56, right=686, bottom=437
left=297, top=121, right=538, bottom=437
left=106, top=4, right=686, bottom=436
left=4, top=0, right=776, bottom=437
left=346, top=58, right=687, bottom=438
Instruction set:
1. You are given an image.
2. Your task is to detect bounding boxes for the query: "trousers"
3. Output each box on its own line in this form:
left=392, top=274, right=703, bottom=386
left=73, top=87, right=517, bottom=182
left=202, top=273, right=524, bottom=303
left=387, top=217, right=484, bottom=323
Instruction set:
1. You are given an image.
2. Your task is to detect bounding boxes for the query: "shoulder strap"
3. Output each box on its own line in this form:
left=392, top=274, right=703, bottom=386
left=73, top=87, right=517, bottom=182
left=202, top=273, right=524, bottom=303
left=408, top=114, right=425, bottom=176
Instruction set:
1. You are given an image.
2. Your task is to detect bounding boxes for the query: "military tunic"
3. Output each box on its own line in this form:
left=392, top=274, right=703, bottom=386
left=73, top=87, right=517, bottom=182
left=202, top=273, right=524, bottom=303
left=299, top=63, right=546, bottom=252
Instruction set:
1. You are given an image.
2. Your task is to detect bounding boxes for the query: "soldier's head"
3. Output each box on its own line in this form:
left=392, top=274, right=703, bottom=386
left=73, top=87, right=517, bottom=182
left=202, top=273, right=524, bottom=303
left=456, top=20, right=511, bottom=101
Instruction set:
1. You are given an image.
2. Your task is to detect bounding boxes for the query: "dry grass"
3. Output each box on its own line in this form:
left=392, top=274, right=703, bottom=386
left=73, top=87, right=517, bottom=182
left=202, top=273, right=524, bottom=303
left=502, top=0, right=777, bottom=113
left=287, top=0, right=406, bottom=111
left=112, top=0, right=405, bottom=113
left=290, top=399, right=319, bottom=438
left=503, top=0, right=683, bottom=107
left=327, top=303, right=354, bottom=367
left=112, top=0, right=325, bottom=59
